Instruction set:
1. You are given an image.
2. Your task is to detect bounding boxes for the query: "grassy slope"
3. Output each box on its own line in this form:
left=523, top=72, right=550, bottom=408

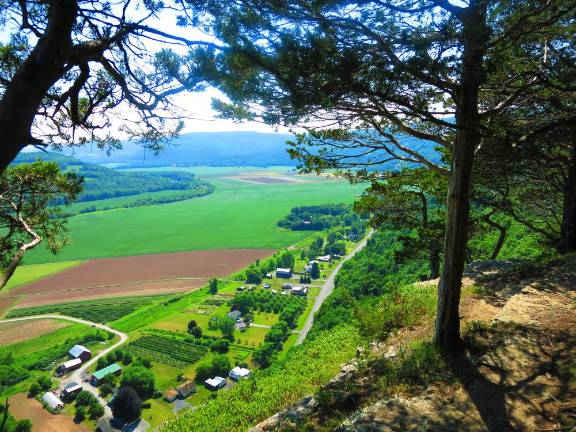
left=26, top=177, right=363, bottom=263
left=4, top=261, right=82, bottom=291
left=161, top=325, right=362, bottom=432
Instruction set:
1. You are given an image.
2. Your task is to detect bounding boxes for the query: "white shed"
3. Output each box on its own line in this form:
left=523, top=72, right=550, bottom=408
left=42, top=392, right=64, bottom=410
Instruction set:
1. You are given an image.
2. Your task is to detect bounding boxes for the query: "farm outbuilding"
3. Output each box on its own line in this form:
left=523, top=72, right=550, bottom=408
left=56, top=358, right=82, bottom=376
left=291, top=286, right=308, bottom=296
left=229, top=367, right=251, bottom=381
left=42, top=392, right=64, bottom=410
left=205, top=376, right=227, bottom=390
left=276, top=268, right=292, bottom=278
left=227, top=310, right=242, bottom=321
left=68, top=344, right=92, bottom=361
left=62, top=382, right=82, bottom=398
left=91, top=363, right=122, bottom=386
left=164, top=389, right=178, bottom=403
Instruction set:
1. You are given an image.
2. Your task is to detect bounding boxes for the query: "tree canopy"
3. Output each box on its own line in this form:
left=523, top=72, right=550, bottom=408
left=0, top=0, right=224, bottom=172
left=0, top=161, right=82, bottom=289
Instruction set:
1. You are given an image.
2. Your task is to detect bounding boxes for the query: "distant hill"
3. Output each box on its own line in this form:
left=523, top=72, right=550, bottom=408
left=62, top=131, right=296, bottom=168
left=49, top=130, right=441, bottom=170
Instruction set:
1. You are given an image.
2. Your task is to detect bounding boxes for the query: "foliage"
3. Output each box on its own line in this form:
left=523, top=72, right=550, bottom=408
left=209, top=278, right=218, bottom=295
left=230, top=291, right=306, bottom=319
left=210, top=340, right=230, bottom=354
left=194, top=355, right=232, bottom=384
left=0, top=161, right=82, bottom=288
left=120, top=366, right=156, bottom=400
left=278, top=204, right=367, bottom=234
left=126, top=335, right=208, bottom=369
left=75, top=390, right=98, bottom=408
left=161, top=325, right=362, bottom=432
left=111, top=387, right=142, bottom=424
left=13, top=153, right=214, bottom=207
left=308, top=230, right=429, bottom=339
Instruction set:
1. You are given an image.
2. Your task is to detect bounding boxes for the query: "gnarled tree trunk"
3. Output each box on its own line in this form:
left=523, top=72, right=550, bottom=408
left=0, top=0, right=78, bottom=173
left=435, top=2, right=488, bottom=351
left=559, top=143, right=576, bottom=253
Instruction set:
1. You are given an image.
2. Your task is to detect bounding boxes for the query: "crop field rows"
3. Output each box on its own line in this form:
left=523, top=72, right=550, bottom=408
left=6, top=295, right=168, bottom=322
left=127, top=334, right=208, bottom=368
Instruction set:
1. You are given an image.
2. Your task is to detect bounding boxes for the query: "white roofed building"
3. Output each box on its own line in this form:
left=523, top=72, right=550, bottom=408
left=42, top=392, right=64, bottom=410
left=229, top=367, right=251, bottom=381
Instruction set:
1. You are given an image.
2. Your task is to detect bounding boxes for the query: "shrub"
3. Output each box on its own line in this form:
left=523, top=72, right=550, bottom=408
left=111, top=387, right=142, bottom=423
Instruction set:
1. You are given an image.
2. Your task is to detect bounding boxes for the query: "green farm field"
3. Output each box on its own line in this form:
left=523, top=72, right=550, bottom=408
left=25, top=169, right=364, bottom=264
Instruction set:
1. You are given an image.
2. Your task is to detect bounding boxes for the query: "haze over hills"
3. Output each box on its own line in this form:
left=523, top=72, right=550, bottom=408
left=52, top=130, right=441, bottom=170
left=63, top=131, right=297, bottom=168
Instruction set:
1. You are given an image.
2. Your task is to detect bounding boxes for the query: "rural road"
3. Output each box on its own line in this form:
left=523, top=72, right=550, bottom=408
left=296, top=230, right=374, bottom=345
left=0, top=314, right=128, bottom=414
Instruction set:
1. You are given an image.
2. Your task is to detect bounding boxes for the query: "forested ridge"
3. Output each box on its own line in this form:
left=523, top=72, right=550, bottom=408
left=13, top=152, right=215, bottom=204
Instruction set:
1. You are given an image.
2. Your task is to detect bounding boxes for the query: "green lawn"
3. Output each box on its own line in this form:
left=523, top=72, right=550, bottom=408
left=25, top=174, right=364, bottom=263
left=4, top=261, right=82, bottom=291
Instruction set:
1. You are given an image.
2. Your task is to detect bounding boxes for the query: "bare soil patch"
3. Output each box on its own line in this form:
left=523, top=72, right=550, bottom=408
left=3, top=249, right=273, bottom=308
left=9, top=392, right=91, bottom=432
left=0, top=319, right=68, bottom=345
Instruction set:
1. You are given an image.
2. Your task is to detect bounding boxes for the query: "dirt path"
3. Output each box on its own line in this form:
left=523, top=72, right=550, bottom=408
left=296, top=230, right=374, bottom=345
left=342, top=259, right=576, bottom=432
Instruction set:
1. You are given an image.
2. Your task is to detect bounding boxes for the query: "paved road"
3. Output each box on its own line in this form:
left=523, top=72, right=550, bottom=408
left=296, top=230, right=374, bottom=345
left=0, top=314, right=128, bottom=414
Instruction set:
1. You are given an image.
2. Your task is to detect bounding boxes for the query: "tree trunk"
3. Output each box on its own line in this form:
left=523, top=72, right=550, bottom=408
left=0, top=234, right=42, bottom=290
left=486, top=216, right=507, bottom=260
left=435, top=3, right=488, bottom=351
left=0, top=0, right=78, bottom=173
left=430, top=243, right=441, bottom=279
left=559, top=144, right=576, bottom=253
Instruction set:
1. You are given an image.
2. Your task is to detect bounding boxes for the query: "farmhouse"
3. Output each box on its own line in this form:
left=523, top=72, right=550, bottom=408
left=276, top=268, right=292, bottom=278
left=176, top=380, right=196, bottom=398
left=205, top=376, right=227, bottom=390
left=164, top=389, right=178, bottom=403
left=62, top=382, right=82, bottom=398
left=68, top=344, right=92, bottom=361
left=236, top=321, right=248, bottom=332
left=56, top=358, right=82, bottom=376
left=227, top=310, right=242, bottom=321
left=229, top=367, right=251, bottom=381
left=91, top=363, right=122, bottom=386
left=42, top=392, right=64, bottom=410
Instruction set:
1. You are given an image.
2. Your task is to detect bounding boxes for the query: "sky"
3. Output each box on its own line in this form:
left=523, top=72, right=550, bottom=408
left=0, top=4, right=288, bottom=138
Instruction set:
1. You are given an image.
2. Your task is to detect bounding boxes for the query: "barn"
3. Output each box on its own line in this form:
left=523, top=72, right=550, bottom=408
left=68, top=345, right=92, bottom=362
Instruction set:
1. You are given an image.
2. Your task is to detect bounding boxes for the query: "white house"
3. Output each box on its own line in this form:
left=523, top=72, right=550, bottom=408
left=229, top=367, right=251, bottom=381
left=205, top=376, right=227, bottom=390
left=317, top=255, right=331, bottom=262
left=42, top=392, right=64, bottom=410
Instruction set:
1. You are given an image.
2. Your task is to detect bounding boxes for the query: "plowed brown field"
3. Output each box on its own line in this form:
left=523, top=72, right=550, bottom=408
left=2, top=249, right=273, bottom=309
left=0, top=319, right=68, bottom=345
left=10, top=393, right=91, bottom=432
